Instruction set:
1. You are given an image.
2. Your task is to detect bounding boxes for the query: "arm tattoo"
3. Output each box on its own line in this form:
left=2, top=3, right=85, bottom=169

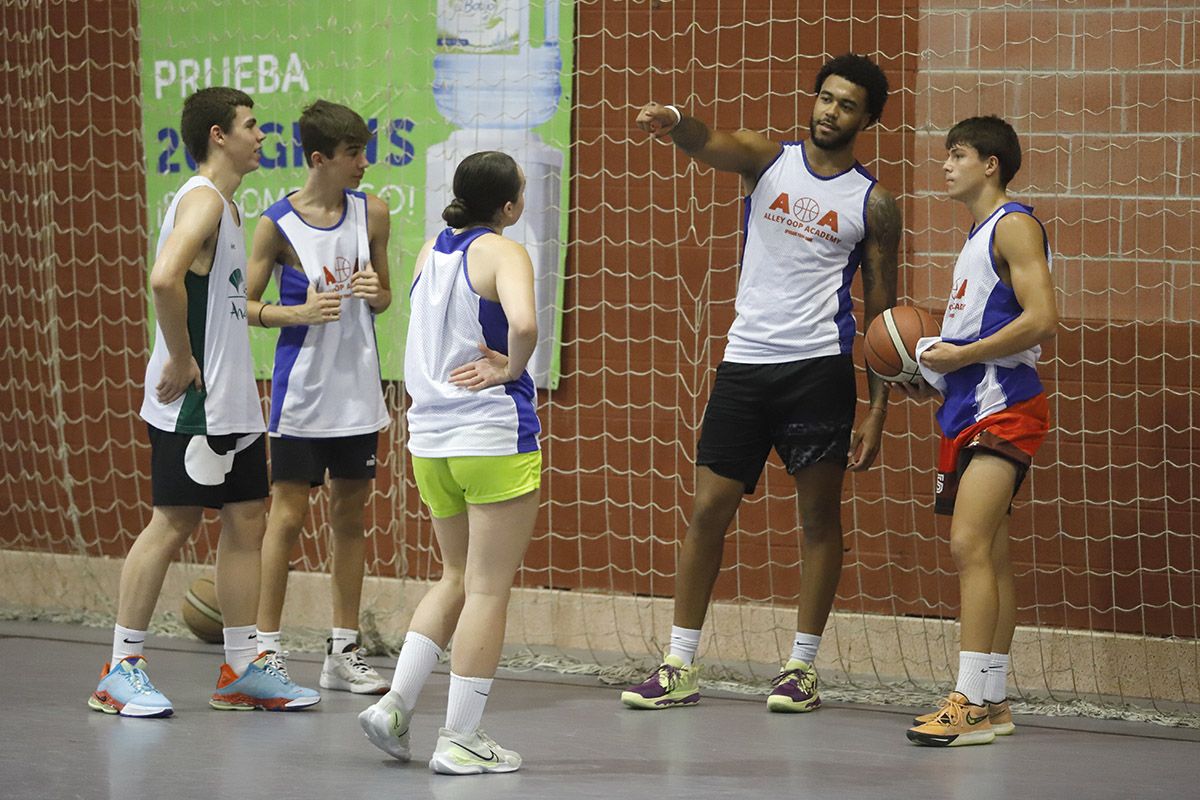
left=863, top=187, right=900, bottom=300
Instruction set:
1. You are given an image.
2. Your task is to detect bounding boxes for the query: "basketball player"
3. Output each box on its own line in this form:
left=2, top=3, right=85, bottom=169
left=904, top=116, right=1057, bottom=746
left=621, top=53, right=900, bottom=712
left=246, top=100, right=392, bottom=696
left=89, top=87, right=318, bottom=718
left=358, top=151, right=539, bottom=774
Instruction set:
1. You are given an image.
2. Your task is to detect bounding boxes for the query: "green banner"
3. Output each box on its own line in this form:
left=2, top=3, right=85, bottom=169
left=141, top=1, right=572, bottom=388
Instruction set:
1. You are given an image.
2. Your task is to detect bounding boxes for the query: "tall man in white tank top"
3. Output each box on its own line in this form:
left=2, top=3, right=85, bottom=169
left=245, top=101, right=393, bottom=696
left=905, top=116, right=1057, bottom=747
left=91, top=88, right=319, bottom=719
left=622, top=55, right=901, bottom=712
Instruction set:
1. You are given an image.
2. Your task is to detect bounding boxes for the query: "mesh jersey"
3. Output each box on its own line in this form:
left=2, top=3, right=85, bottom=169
left=404, top=227, right=540, bottom=457
left=262, top=190, right=388, bottom=438
left=932, top=202, right=1052, bottom=439
left=141, top=176, right=264, bottom=435
left=724, top=142, right=877, bottom=363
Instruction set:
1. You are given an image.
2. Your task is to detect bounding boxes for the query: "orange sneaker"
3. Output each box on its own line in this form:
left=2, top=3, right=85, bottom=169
left=906, top=691, right=995, bottom=747
left=913, top=697, right=1015, bottom=735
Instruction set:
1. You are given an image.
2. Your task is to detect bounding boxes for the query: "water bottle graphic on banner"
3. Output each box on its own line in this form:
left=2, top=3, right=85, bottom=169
left=427, top=0, right=563, bottom=388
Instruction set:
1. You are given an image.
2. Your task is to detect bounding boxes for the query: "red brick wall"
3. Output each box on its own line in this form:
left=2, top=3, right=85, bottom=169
left=2, top=2, right=1196, bottom=639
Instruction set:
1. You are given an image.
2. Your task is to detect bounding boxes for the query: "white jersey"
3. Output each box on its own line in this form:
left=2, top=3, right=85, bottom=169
left=920, top=202, right=1051, bottom=438
left=141, top=176, right=264, bottom=435
left=725, top=142, right=876, bottom=363
left=262, top=190, right=388, bottom=438
left=404, top=227, right=540, bottom=457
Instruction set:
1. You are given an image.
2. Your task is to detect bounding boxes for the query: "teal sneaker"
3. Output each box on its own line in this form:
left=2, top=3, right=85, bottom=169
left=429, top=727, right=521, bottom=775
left=358, top=692, right=412, bottom=761
left=209, top=651, right=321, bottom=711
left=88, top=656, right=173, bottom=718
left=766, top=658, right=821, bottom=712
left=620, top=654, right=700, bottom=709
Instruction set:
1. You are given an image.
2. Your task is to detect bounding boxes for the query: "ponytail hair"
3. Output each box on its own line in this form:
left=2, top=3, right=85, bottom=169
left=441, top=151, right=521, bottom=228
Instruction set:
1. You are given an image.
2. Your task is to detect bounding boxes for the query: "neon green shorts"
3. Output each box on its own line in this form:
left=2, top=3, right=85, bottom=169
left=411, top=451, right=542, bottom=518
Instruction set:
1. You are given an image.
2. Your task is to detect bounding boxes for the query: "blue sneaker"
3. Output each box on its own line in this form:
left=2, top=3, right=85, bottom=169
left=209, top=651, right=321, bottom=711
left=88, top=656, right=173, bottom=718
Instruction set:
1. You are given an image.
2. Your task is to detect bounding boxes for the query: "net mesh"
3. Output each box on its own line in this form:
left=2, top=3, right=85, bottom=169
left=2, top=0, right=1198, bottom=725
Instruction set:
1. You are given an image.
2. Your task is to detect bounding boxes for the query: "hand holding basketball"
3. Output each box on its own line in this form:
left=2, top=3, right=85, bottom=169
left=864, top=306, right=940, bottom=384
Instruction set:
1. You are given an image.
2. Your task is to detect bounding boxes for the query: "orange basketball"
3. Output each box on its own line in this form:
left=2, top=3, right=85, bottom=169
left=182, top=575, right=224, bottom=644
left=864, top=305, right=940, bottom=383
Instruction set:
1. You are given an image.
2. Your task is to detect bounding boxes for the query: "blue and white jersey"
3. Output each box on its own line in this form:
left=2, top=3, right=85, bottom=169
left=926, top=202, right=1051, bottom=439
left=404, top=227, right=540, bottom=457
left=725, top=142, right=876, bottom=363
left=262, top=190, right=387, bottom=438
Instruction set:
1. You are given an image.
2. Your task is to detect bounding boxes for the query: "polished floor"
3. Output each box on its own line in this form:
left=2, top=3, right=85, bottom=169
left=1, top=620, right=1196, bottom=799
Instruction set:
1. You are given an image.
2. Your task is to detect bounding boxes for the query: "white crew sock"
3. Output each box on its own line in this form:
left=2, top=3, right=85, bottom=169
left=986, top=652, right=1010, bottom=704
left=331, top=627, right=358, bottom=654
left=953, top=651, right=991, bottom=706
left=668, top=625, right=702, bottom=667
left=112, top=624, right=147, bottom=666
left=445, top=672, right=493, bottom=735
left=389, top=631, right=444, bottom=711
left=790, top=632, right=822, bottom=665
left=223, top=625, right=259, bottom=676
left=257, top=630, right=282, bottom=654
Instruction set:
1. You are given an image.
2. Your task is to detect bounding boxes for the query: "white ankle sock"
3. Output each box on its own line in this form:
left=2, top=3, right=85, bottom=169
left=331, top=627, right=358, bottom=654
left=223, top=625, right=259, bottom=676
left=257, top=630, right=282, bottom=654
left=112, top=624, right=147, bottom=665
left=445, top=672, right=493, bottom=735
left=668, top=625, right=702, bottom=667
left=954, top=651, right=991, bottom=706
left=390, top=631, right=444, bottom=711
left=790, top=632, right=821, bottom=665
left=986, top=652, right=1009, bottom=704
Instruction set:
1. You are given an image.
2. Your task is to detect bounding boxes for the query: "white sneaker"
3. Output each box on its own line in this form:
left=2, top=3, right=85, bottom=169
left=358, top=692, right=411, bottom=762
left=320, top=642, right=389, bottom=694
left=429, top=727, right=521, bottom=775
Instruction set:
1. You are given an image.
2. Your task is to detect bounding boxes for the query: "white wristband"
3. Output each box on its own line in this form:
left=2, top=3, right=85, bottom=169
left=663, top=104, right=683, bottom=129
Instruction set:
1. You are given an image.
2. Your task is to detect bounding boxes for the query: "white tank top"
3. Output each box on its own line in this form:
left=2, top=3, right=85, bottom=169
left=261, top=190, right=388, bottom=438
left=404, top=227, right=540, bottom=457
left=725, top=142, right=876, bottom=363
left=926, top=202, right=1050, bottom=438
left=141, top=176, right=264, bottom=435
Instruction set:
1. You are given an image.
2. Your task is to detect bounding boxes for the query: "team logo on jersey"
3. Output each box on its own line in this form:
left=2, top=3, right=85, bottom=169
left=228, top=268, right=247, bottom=320
left=946, top=277, right=968, bottom=318
left=321, top=257, right=357, bottom=298
left=761, top=192, right=842, bottom=244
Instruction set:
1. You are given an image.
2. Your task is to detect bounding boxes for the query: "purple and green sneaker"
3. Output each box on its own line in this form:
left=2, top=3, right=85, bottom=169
left=766, top=658, right=821, bottom=713
left=621, top=654, right=700, bottom=709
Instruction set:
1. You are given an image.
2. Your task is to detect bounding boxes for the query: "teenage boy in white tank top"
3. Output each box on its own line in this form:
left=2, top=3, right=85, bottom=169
left=622, top=54, right=901, bottom=713
left=91, top=87, right=320, bottom=719
left=244, top=101, right=393, bottom=695
left=904, top=116, right=1058, bottom=747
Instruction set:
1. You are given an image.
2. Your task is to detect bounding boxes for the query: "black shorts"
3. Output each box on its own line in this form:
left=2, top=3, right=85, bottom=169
left=269, top=432, right=379, bottom=486
left=148, top=425, right=269, bottom=509
left=696, top=355, right=856, bottom=493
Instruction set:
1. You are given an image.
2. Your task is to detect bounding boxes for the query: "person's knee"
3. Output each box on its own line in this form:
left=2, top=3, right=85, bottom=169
left=950, top=530, right=991, bottom=570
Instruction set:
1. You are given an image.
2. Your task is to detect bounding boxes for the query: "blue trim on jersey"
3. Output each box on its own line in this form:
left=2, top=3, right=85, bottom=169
left=799, top=141, right=862, bottom=181
left=477, top=296, right=539, bottom=453
left=859, top=179, right=878, bottom=241
left=935, top=357, right=1044, bottom=438
left=740, top=144, right=787, bottom=269
left=268, top=266, right=312, bottom=433
left=836, top=241, right=864, bottom=352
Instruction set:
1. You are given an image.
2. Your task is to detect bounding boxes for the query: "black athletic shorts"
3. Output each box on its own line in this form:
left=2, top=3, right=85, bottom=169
left=269, top=432, right=379, bottom=486
left=696, top=354, right=856, bottom=493
left=148, top=425, right=269, bottom=509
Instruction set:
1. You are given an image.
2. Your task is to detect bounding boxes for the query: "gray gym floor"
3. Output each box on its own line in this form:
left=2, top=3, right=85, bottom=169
left=2, top=620, right=1197, bottom=799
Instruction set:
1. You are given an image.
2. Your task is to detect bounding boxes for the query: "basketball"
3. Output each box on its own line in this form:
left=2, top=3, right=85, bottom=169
left=864, top=306, right=941, bottom=384
left=182, top=575, right=223, bottom=644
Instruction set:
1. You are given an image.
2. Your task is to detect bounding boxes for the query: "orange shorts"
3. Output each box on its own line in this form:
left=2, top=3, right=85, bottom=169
left=934, top=393, right=1050, bottom=516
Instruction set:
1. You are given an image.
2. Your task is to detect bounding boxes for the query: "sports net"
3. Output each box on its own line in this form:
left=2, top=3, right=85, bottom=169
left=2, top=0, right=1197, bottom=724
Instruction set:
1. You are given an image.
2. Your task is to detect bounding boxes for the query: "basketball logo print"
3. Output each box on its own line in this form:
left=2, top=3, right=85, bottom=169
left=792, top=196, right=820, bottom=223
left=334, top=256, right=355, bottom=283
